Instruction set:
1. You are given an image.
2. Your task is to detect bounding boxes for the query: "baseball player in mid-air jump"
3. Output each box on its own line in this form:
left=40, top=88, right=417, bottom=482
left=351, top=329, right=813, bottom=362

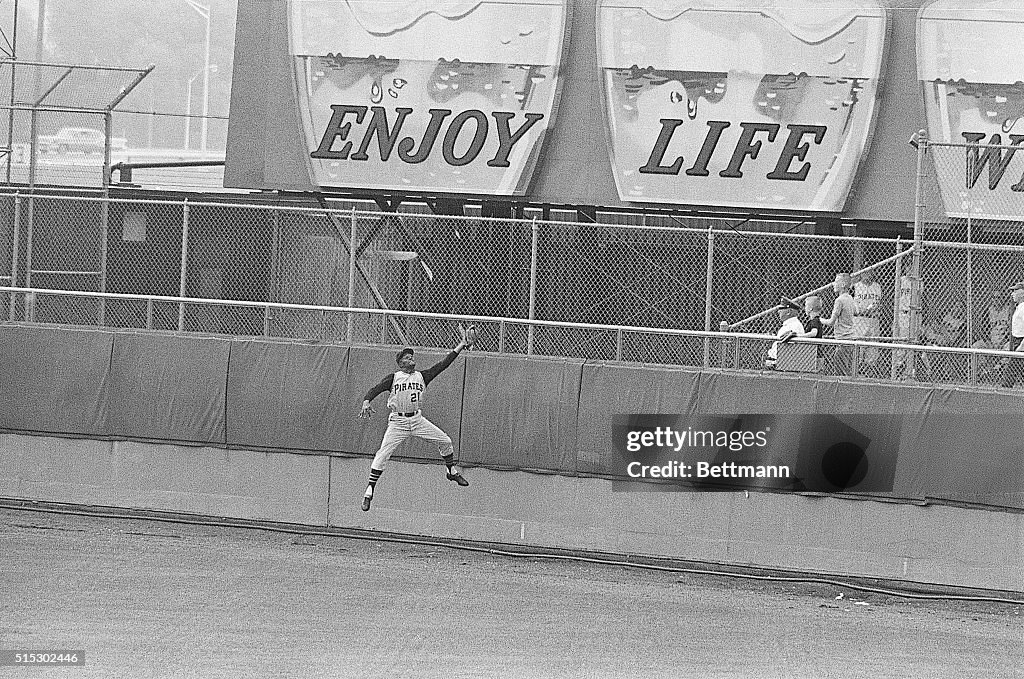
left=357, top=326, right=476, bottom=511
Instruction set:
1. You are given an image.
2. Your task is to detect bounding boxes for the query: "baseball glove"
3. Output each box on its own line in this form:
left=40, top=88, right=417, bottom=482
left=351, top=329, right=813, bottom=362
left=462, top=324, right=479, bottom=348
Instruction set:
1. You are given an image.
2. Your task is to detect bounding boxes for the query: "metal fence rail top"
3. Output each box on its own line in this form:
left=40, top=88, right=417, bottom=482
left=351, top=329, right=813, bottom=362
left=928, top=140, right=1024, bottom=151
left=0, top=58, right=153, bottom=73
left=0, top=190, right=912, bottom=243
left=4, top=286, right=1021, bottom=361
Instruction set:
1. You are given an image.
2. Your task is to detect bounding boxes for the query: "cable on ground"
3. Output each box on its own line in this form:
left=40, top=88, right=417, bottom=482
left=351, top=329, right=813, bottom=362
left=2, top=499, right=1021, bottom=606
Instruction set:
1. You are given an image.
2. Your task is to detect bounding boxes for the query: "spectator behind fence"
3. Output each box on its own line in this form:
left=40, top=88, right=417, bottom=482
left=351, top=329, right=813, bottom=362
left=800, top=296, right=823, bottom=341
left=922, top=299, right=968, bottom=381
left=766, top=299, right=805, bottom=370
left=788, top=296, right=824, bottom=371
left=972, top=287, right=1012, bottom=350
left=821, top=272, right=856, bottom=375
left=853, top=269, right=883, bottom=371
left=972, top=287, right=1012, bottom=382
left=1001, top=282, right=1024, bottom=389
left=924, top=300, right=967, bottom=348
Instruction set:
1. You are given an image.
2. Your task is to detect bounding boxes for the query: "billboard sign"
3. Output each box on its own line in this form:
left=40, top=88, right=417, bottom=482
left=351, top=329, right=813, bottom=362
left=288, top=0, right=570, bottom=195
left=597, top=0, right=888, bottom=211
left=919, top=0, right=1024, bottom=220
left=229, top=0, right=1024, bottom=220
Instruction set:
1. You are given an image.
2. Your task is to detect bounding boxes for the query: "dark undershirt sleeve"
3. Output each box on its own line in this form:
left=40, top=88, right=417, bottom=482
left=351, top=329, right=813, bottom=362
left=363, top=374, right=394, bottom=402
left=421, top=351, right=459, bottom=387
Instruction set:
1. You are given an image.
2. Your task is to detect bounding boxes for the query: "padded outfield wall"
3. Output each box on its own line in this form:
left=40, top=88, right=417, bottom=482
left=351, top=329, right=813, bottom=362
left=0, top=324, right=1021, bottom=591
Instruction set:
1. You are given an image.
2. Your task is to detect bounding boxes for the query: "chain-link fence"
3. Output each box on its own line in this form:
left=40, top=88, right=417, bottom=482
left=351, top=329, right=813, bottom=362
left=0, top=193, right=913, bottom=332
left=0, top=59, right=234, bottom=189
left=4, top=286, right=1016, bottom=391
left=920, top=140, right=1024, bottom=363
left=1, top=168, right=1023, bottom=388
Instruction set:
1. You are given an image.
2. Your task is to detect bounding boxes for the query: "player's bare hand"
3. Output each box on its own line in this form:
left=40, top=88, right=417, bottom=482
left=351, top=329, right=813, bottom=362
left=359, top=402, right=375, bottom=419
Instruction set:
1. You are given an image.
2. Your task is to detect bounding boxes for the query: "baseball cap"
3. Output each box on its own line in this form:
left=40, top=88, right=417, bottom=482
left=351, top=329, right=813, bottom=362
left=779, top=297, right=801, bottom=311
left=1008, top=282, right=1024, bottom=292
left=396, top=347, right=414, bottom=363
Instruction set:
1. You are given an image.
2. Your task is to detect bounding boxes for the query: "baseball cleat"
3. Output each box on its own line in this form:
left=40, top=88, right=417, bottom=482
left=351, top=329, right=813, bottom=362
left=361, top=495, right=372, bottom=511
left=446, top=472, right=469, bottom=487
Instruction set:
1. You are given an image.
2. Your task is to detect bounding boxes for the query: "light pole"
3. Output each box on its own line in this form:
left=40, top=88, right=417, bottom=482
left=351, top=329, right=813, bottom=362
left=184, top=68, right=203, bottom=149
left=182, top=0, right=210, bottom=153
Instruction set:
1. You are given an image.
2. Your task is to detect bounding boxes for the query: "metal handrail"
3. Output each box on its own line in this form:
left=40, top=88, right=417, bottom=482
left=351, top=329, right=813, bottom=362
left=3, top=285, right=1021, bottom=361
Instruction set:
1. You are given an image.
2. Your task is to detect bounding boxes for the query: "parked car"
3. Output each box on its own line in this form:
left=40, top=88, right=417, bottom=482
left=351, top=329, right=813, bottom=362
left=40, top=127, right=128, bottom=154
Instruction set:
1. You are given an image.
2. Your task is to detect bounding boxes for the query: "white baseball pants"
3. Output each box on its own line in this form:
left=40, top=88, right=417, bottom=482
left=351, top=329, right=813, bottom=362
left=370, top=411, right=454, bottom=471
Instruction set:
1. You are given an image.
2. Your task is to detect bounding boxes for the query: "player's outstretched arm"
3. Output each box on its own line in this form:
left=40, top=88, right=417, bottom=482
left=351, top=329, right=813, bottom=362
left=421, top=325, right=478, bottom=386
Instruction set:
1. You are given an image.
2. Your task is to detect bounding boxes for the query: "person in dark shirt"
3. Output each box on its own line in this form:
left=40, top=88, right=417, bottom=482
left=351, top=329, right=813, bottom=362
left=357, top=329, right=474, bottom=511
left=801, top=295, right=824, bottom=344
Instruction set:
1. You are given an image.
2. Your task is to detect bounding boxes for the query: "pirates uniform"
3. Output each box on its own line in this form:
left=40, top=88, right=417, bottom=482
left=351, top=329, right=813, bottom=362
left=360, top=346, right=469, bottom=510
left=368, top=365, right=455, bottom=470
left=853, top=278, right=883, bottom=366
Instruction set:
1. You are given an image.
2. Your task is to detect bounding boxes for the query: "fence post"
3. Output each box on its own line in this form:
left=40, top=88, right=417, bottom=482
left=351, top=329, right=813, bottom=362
left=718, top=320, right=729, bottom=369
left=527, top=216, right=539, bottom=356
left=102, top=110, right=113, bottom=188
left=703, top=226, right=715, bottom=367
left=98, top=189, right=109, bottom=326
left=908, top=129, right=927, bottom=377
left=178, top=199, right=190, bottom=331
left=27, top=106, right=37, bottom=189
left=890, top=239, right=903, bottom=381
left=23, top=194, right=34, bottom=319
left=270, top=207, right=281, bottom=333
left=347, top=207, right=357, bottom=342
left=965, top=190, right=977, bottom=384
left=615, top=328, right=623, bottom=361
left=10, top=193, right=20, bottom=322
left=498, top=319, right=506, bottom=354
left=4, top=54, right=15, bottom=184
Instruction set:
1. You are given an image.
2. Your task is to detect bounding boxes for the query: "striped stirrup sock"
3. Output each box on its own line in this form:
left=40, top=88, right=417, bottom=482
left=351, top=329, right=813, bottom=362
left=366, top=468, right=383, bottom=495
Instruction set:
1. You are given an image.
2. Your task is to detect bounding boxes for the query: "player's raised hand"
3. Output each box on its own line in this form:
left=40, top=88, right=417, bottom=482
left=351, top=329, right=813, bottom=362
left=458, top=323, right=479, bottom=350
left=358, top=401, right=375, bottom=419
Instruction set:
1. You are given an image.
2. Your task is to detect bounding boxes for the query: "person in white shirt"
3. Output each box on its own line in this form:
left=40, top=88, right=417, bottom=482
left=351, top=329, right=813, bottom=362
left=853, top=268, right=883, bottom=369
left=766, top=300, right=805, bottom=370
left=972, top=288, right=1013, bottom=382
left=1000, top=281, right=1024, bottom=388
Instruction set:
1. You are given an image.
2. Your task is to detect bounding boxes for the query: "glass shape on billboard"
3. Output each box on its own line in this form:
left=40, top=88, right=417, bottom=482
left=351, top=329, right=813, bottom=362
left=288, top=0, right=570, bottom=195
left=919, top=0, right=1024, bottom=220
left=598, top=1, right=888, bottom=211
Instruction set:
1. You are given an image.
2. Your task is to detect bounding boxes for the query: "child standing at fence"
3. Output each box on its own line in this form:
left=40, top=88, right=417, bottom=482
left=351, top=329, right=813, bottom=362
left=801, top=296, right=823, bottom=342
left=822, top=273, right=857, bottom=376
